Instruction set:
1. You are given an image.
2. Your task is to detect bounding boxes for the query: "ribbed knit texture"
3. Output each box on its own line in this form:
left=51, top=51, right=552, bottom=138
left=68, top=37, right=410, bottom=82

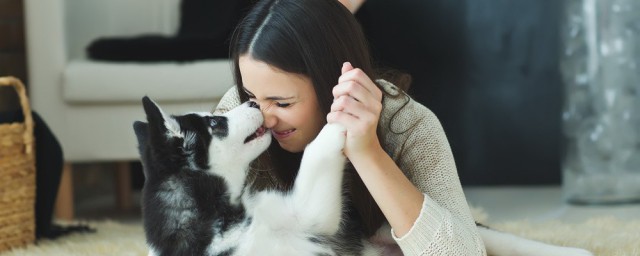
left=214, top=80, right=486, bottom=255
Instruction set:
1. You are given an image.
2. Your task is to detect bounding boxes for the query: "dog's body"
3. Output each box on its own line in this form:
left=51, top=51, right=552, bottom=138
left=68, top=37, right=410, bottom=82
left=134, top=97, right=592, bottom=256
left=134, top=97, right=379, bottom=256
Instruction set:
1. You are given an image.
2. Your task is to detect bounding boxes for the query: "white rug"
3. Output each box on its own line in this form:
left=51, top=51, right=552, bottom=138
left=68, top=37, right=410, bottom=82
left=3, top=213, right=639, bottom=256
left=2, top=221, right=147, bottom=256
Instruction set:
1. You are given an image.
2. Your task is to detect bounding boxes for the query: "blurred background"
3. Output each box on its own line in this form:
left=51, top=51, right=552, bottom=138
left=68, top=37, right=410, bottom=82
left=0, top=0, right=598, bottom=220
left=1, top=0, right=639, bottom=224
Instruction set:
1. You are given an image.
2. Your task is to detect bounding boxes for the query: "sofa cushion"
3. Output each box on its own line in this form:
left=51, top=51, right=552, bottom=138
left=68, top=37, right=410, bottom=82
left=62, top=60, right=234, bottom=103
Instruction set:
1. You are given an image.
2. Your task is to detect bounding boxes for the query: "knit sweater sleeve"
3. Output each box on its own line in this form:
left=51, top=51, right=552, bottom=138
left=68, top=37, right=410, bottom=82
left=212, top=87, right=241, bottom=114
left=384, top=99, right=486, bottom=255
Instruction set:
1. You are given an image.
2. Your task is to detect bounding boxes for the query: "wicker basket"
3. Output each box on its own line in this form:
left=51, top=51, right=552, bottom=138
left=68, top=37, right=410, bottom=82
left=0, top=76, right=36, bottom=251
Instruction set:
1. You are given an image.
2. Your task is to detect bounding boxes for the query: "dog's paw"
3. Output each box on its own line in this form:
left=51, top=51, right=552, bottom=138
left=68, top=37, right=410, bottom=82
left=306, top=123, right=346, bottom=156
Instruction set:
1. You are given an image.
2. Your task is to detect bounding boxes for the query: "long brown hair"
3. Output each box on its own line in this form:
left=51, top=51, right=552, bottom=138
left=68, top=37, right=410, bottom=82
left=229, top=0, right=410, bottom=237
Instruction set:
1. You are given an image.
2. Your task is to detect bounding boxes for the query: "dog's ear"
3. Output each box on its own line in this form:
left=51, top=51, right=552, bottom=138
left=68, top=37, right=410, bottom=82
left=133, top=121, right=148, bottom=154
left=142, top=96, right=181, bottom=137
left=133, top=121, right=152, bottom=178
left=142, top=96, right=165, bottom=126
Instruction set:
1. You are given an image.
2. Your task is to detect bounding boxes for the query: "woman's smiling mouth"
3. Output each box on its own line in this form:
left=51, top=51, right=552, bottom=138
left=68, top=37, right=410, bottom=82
left=272, top=129, right=295, bottom=140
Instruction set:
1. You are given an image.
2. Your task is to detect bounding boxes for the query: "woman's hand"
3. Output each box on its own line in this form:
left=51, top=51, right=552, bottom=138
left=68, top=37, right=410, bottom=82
left=327, top=62, right=383, bottom=159
left=328, top=63, right=425, bottom=237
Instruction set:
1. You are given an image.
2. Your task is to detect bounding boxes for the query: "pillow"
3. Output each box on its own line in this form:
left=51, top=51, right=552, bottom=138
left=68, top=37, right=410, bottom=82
left=86, top=0, right=253, bottom=62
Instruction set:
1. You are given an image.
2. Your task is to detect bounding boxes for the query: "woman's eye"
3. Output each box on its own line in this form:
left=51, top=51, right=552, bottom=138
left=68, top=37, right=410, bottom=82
left=275, top=102, right=291, bottom=108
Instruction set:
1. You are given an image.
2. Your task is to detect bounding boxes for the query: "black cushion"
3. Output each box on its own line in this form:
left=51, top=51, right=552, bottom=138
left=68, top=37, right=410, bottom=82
left=86, top=0, right=253, bottom=62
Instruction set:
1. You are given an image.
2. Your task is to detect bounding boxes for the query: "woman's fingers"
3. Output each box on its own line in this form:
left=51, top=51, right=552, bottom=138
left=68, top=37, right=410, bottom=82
left=331, top=61, right=382, bottom=125
left=329, top=62, right=384, bottom=158
left=341, top=61, right=353, bottom=75
left=333, top=80, right=373, bottom=105
left=333, top=65, right=382, bottom=107
left=338, top=62, right=382, bottom=101
left=330, top=95, right=379, bottom=125
left=331, top=94, right=358, bottom=113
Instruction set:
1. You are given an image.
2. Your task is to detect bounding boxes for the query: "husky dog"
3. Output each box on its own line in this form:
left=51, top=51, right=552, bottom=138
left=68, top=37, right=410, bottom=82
left=134, top=97, right=379, bottom=256
left=134, top=97, right=592, bottom=256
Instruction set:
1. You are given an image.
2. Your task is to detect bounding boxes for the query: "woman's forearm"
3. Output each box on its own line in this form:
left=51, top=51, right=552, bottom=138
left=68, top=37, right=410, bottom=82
left=350, top=146, right=424, bottom=237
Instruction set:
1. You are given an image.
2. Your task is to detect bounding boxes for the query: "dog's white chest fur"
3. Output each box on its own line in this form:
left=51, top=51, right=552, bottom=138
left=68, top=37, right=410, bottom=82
left=207, top=123, right=374, bottom=256
left=137, top=98, right=379, bottom=256
left=138, top=98, right=593, bottom=256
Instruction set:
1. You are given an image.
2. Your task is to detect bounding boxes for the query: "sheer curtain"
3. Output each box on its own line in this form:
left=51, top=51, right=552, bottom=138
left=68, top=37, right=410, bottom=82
left=561, top=0, right=640, bottom=204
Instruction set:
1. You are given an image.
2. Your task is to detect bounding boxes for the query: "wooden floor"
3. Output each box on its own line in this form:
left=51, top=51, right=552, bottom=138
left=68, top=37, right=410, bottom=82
left=66, top=163, right=142, bottom=224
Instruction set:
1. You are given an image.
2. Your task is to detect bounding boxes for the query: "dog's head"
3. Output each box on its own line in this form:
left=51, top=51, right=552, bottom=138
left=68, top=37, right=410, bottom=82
left=134, top=96, right=271, bottom=179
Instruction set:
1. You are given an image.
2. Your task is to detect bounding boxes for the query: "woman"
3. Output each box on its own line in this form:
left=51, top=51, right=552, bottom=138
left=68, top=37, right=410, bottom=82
left=214, top=0, right=485, bottom=254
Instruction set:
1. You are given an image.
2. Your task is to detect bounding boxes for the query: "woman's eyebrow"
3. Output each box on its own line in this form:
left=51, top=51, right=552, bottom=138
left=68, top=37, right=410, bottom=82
left=243, top=88, right=294, bottom=101
left=265, top=96, right=294, bottom=100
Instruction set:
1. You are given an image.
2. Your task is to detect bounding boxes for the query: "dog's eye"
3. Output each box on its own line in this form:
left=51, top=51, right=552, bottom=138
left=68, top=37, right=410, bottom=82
left=208, top=116, right=228, bottom=137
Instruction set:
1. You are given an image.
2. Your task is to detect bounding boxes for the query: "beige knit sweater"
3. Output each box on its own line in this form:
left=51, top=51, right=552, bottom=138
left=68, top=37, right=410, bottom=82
left=213, top=80, right=486, bottom=255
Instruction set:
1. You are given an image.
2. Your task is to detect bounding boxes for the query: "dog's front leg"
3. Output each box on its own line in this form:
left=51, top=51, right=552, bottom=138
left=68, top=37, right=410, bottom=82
left=291, top=123, right=347, bottom=235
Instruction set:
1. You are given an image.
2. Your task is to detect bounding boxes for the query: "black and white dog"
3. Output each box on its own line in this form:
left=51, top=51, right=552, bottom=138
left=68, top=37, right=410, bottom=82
left=134, top=96, right=592, bottom=256
left=134, top=97, right=379, bottom=256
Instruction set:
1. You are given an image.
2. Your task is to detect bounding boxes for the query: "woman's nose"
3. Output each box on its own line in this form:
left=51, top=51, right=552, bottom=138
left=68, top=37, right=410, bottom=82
left=262, top=110, right=277, bottom=129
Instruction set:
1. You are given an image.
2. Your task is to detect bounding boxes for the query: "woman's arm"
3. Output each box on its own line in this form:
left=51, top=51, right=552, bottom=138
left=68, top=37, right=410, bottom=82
left=328, top=63, right=423, bottom=236
left=389, top=105, right=485, bottom=255
left=328, top=66, right=485, bottom=255
left=348, top=144, right=424, bottom=237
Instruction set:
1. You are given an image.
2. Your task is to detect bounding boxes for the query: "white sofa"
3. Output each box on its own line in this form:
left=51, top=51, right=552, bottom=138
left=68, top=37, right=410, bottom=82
left=24, top=0, right=235, bottom=219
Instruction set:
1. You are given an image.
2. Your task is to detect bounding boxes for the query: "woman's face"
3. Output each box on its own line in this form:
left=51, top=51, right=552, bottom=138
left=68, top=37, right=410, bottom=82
left=239, top=55, right=325, bottom=153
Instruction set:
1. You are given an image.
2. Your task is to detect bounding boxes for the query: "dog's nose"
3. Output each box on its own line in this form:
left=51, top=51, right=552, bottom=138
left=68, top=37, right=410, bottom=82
left=248, top=101, right=260, bottom=109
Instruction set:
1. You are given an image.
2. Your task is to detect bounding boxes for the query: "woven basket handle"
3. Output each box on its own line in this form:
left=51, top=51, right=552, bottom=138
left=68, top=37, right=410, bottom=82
left=0, top=76, right=35, bottom=155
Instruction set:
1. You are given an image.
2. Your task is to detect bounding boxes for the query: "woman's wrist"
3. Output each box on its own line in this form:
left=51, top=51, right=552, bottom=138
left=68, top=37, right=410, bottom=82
left=347, top=139, right=385, bottom=166
left=349, top=144, right=424, bottom=236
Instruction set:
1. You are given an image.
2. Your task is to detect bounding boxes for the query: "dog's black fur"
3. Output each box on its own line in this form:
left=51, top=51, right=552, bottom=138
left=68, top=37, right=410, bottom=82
left=134, top=96, right=381, bottom=256
left=134, top=96, right=595, bottom=256
left=134, top=97, right=248, bottom=255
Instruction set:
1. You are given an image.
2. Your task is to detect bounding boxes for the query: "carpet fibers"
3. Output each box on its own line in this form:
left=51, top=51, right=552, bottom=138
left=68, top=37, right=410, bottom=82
left=2, top=215, right=639, bottom=255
